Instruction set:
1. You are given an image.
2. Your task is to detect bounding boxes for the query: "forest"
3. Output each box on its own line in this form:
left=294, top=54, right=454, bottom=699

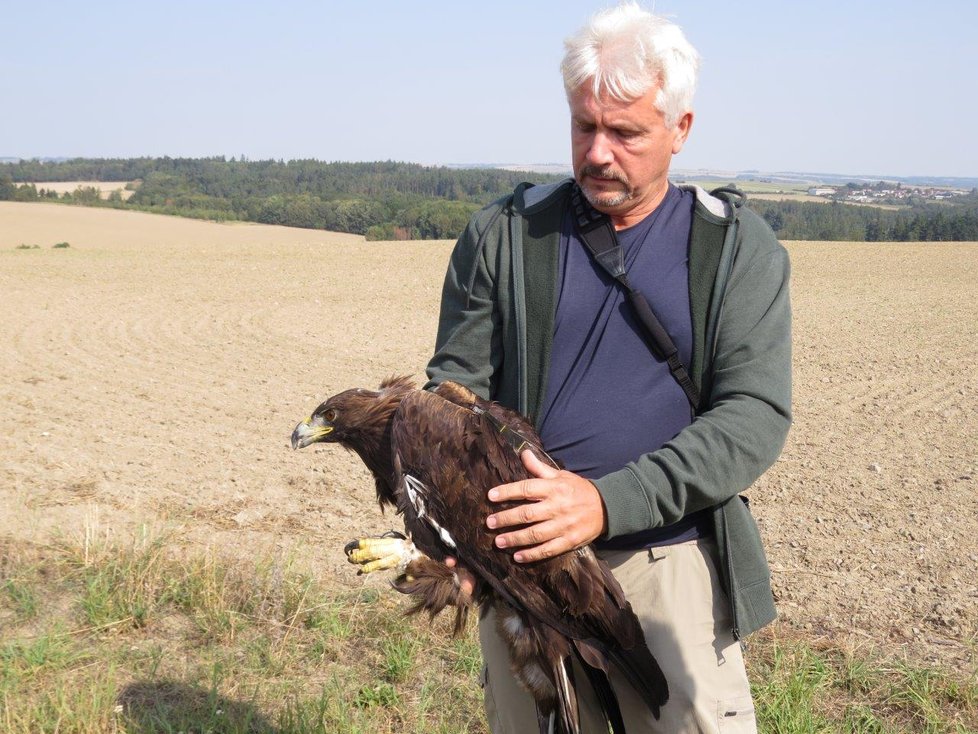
left=749, top=196, right=978, bottom=242
left=0, top=158, right=565, bottom=240
left=2, top=157, right=977, bottom=241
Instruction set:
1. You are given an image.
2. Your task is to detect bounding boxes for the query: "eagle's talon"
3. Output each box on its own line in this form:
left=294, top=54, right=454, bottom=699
left=343, top=534, right=421, bottom=575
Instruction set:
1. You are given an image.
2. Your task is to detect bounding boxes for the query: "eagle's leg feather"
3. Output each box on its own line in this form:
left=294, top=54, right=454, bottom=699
left=393, top=556, right=474, bottom=637
left=496, top=603, right=581, bottom=734
left=344, top=533, right=421, bottom=576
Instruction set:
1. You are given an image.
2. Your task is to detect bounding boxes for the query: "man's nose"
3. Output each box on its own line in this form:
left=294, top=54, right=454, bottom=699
left=585, top=131, right=615, bottom=167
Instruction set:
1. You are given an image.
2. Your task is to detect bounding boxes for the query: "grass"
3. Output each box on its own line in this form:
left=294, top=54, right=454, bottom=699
left=13, top=241, right=70, bottom=249
left=1, top=578, right=38, bottom=620
left=0, top=529, right=974, bottom=733
left=750, top=633, right=978, bottom=733
left=0, top=530, right=486, bottom=734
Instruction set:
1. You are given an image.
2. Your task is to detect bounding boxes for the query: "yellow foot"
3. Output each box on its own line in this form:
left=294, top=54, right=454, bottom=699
left=344, top=531, right=420, bottom=575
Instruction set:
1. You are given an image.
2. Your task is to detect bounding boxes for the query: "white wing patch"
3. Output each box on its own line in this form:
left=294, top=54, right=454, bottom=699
left=403, top=473, right=457, bottom=550
left=404, top=474, right=427, bottom=517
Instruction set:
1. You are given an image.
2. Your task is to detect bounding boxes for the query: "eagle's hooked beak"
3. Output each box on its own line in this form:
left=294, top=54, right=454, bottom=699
left=290, top=415, right=333, bottom=450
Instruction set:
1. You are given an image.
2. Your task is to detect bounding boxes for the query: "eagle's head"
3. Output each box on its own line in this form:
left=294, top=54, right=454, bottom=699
left=290, top=376, right=416, bottom=507
left=291, top=388, right=377, bottom=449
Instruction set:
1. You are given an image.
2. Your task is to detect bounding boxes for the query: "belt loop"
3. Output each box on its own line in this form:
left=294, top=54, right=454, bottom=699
left=648, top=546, right=667, bottom=561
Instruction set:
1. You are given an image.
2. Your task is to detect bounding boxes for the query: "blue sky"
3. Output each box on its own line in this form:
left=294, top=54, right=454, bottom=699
left=2, top=1, right=976, bottom=177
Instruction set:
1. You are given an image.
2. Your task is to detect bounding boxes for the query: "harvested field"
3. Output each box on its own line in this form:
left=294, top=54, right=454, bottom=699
left=27, top=180, right=136, bottom=199
left=1, top=201, right=976, bottom=673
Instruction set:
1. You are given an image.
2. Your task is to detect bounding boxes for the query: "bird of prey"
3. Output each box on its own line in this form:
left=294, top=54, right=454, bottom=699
left=291, top=376, right=667, bottom=734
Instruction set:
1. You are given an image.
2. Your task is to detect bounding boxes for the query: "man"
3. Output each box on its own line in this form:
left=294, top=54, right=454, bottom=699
left=426, top=4, right=791, bottom=732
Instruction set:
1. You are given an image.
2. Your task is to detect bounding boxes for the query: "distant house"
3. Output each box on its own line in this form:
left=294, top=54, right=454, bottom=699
left=808, top=187, right=836, bottom=196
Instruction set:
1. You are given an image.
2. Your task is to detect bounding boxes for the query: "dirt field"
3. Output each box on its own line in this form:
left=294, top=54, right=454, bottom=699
left=2, top=201, right=975, bottom=670
left=27, top=181, right=135, bottom=200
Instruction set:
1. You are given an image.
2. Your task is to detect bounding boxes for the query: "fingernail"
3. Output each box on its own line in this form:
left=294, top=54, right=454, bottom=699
left=514, top=553, right=524, bottom=563
left=495, top=536, right=507, bottom=548
left=486, top=516, right=497, bottom=528
left=488, top=489, right=499, bottom=501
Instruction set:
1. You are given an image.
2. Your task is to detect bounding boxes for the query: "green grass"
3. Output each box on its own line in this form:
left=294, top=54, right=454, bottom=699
left=750, top=633, right=978, bottom=733
left=1, top=578, right=39, bottom=620
left=0, top=531, right=487, bottom=733
left=0, top=531, right=974, bottom=733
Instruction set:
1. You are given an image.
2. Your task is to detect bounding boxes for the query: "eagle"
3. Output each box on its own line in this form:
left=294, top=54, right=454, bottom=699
left=290, top=376, right=667, bottom=733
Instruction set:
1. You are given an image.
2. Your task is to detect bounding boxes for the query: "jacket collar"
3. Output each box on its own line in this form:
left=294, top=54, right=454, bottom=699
left=512, top=177, right=738, bottom=224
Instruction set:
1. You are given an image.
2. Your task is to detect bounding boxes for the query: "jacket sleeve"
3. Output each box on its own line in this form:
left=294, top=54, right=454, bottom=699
left=593, top=216, right=792, bottom=537
left=424, top=207, right=504, bottom=400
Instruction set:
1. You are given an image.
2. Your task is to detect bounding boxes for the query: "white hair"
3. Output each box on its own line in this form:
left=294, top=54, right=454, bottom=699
left=561, top=2, right=700, bottom=128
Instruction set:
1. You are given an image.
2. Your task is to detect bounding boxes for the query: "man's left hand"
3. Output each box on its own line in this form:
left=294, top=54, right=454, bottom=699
left=486, top=450, right=607, bottom=563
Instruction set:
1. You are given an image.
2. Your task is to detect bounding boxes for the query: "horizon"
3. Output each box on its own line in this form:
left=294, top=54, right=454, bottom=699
left=3, top=155, right=975, bottom=188
left=2, top=1, right=976, bottom=178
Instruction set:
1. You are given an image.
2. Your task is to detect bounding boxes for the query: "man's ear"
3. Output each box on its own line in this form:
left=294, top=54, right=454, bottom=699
left=672, top=111, right=694, bottom=155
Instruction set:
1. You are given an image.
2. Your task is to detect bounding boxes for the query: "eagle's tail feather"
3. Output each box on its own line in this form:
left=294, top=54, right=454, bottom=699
left=552, top=655, right=580, bottom=734
left=577, top=658, right=627, bottom=734
left=575, top=634, right=668, bottom=720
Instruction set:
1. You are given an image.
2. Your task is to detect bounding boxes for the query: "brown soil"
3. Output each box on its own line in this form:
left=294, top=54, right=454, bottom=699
left=1, top=202, right=975, bottom=669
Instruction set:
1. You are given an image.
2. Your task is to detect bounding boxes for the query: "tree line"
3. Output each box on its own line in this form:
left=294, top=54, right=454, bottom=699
left=0, top=158, right=566, bottom=240
left=749, top=195, right=978, bottom=242
left=2, top=158, right=977, bottom=241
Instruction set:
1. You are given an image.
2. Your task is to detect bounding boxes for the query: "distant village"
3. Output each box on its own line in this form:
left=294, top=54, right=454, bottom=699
left=807, top=184, right=970, bottom=204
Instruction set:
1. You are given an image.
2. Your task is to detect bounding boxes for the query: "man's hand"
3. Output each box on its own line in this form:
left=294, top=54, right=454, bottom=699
left=486, top=450, right=607, bottom=563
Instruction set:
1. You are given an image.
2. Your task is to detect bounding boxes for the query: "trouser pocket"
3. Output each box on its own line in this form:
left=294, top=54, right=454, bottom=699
left=717, top=695, right=756, bottom=733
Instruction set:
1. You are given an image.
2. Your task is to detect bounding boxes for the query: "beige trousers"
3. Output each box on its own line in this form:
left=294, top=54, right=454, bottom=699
left=478, top=539, right=757, bottom=733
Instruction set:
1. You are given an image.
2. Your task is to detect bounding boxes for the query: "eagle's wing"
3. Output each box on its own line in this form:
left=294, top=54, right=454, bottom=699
left=391, top=383, right=668, bottom=718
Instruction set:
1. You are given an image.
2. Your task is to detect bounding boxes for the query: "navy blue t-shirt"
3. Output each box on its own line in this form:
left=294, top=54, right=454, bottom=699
left=537, top=185, right=711, bottom=548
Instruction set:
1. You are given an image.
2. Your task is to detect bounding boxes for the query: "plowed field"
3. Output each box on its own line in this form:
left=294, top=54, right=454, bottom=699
left=2, top=201, right=975, bottom=668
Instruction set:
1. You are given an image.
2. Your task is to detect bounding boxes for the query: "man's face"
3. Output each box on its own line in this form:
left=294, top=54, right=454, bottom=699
left=570, top=83, right=692, bottom=226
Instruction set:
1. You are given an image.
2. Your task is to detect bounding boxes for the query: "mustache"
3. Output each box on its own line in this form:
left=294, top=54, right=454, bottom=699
left=579, top=165, right=629, bottom=185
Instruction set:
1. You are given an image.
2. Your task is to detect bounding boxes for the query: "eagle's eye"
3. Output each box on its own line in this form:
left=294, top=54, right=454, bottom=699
left=323, top=408, right=337, bottom=423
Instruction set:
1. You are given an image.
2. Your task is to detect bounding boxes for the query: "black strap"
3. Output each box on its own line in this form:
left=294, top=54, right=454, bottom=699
left=569, top=185, right=701, bottom=411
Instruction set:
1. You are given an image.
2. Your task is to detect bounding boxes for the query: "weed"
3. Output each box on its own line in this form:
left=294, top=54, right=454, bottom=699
left=305, top=599, right=354, bottom=638
left=0, top=630, right=88, bottom=679
left=748, top=634, right=978, bottom=734
left=74, top=533, right=167, bottom=629
left=382, top=635, right=419, bottom=683
left=842, top=703, right=888, bottom=733
left=355, top=681, right=400, bottom=708
left=1, top=579, right=38, bottom=620
left=52, top=242, right=70, bottom=248
left=447, top=632, right=483, bottom=677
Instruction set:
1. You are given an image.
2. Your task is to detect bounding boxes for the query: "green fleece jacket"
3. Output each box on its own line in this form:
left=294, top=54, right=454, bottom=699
left=425, top=179, right=791, bottom=638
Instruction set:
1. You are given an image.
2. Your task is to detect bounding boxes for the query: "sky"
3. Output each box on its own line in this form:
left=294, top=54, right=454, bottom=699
left=2, top=0, right=976, bottom=178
